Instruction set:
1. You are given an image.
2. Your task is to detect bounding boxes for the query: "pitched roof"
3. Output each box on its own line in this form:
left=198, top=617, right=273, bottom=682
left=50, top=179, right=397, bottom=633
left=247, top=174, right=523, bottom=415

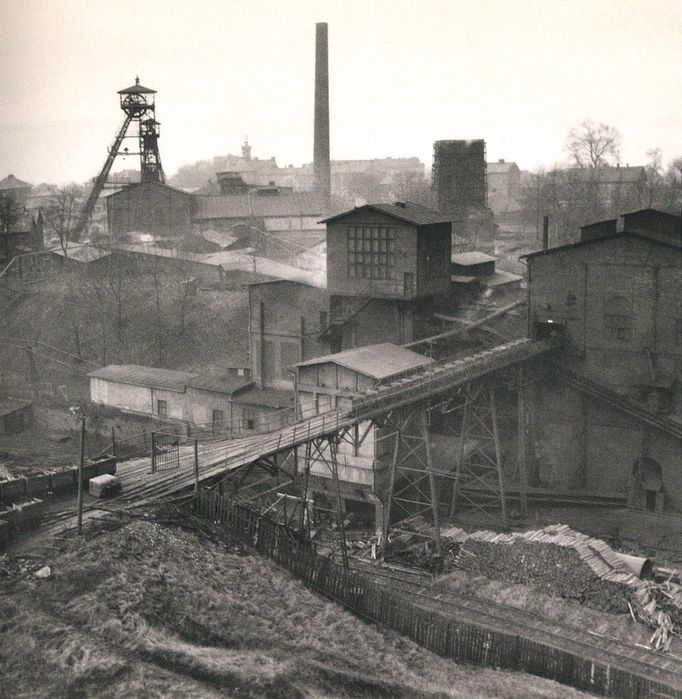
left=105, top=181, right=194, bottom=200
left=295, top=343, right=432, bottom=380
left=0, top=174, right=31, bottom=191
left=118, top=78, right=156, bottom=95
left=195, top=192, right=328, bottom=220
left=451, top=252, right=496, bottom=266
left=88, top=365, right=197, bottom=392
left=190, top=373, right=253, bottom=395
left=322, top=202, right=450, bottom=226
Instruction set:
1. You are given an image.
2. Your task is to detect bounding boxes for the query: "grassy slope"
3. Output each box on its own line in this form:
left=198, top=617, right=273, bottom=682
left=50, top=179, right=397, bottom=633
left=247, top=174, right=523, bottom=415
left=0, top=513, right=590, bottom=699
left=0, top=269, right=249, bottom=379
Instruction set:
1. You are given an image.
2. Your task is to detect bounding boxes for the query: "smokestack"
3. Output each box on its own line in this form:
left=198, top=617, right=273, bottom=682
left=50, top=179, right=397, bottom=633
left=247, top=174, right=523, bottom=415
left=313, top=22, right=331, bottom=208
left=542, top=216, right=549, bottom=251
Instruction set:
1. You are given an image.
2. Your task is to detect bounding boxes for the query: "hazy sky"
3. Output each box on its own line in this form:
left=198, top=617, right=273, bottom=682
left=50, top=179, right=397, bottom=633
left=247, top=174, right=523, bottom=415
left=2, top=0, right=681, bottom=184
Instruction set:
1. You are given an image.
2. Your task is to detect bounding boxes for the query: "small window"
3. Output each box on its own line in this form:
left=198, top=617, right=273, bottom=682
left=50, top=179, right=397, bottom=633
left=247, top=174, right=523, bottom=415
left=243, top=406, right=256, bottom=430
left=603, top=295, right=632, bottom=342
left=156, top=399, right=167, bottom=417
left=319, top=310, right=328, bottom=329
left=212, top=409, right=224, bottom=425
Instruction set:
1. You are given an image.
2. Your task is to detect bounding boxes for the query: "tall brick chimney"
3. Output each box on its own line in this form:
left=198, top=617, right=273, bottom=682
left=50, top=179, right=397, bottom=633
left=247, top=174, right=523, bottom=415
left=313, top=22, right=331, bottom=207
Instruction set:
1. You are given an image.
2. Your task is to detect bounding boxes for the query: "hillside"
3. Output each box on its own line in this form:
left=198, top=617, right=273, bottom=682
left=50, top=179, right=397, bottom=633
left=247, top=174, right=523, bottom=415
left=0, top=268, right=249, bottom=379
left=0, top=507, right=590, bottom=698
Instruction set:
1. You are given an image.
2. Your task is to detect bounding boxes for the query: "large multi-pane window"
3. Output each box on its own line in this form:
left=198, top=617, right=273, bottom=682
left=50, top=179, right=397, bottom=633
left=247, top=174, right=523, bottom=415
left=347, top=226, right=396, bottom=280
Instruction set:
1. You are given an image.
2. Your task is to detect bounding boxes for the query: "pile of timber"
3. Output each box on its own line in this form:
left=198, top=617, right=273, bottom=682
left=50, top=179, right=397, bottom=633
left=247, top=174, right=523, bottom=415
left=386, top=517, right=467, bottom=571
left=455, top=523, right=682, bottom=652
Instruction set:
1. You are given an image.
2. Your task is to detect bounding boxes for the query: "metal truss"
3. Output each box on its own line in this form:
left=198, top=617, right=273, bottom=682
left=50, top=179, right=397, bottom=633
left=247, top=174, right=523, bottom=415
left=450, top=379, right=508, bottom=527
left=382, top=404, right=442, bottom=557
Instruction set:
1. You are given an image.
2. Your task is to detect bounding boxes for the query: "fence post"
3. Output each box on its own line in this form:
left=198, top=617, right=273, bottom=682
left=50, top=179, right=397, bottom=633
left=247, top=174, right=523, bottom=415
left=194, top=439, right=199, bottom=494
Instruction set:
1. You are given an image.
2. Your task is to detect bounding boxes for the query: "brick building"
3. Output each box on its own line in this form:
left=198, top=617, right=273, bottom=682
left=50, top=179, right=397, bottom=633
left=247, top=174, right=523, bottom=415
left=524, top=208, right=681, bottom=512
left=106, top=182, right=195, bottom=238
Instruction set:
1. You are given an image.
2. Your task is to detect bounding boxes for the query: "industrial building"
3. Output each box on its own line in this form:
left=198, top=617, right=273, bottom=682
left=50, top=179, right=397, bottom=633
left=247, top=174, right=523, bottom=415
left=524, top=208, right=681, bottom=512
left=432, top=140, right=496, bottom=254
left=88, top=364, right=292, bottom=433
left=106, top=182, right=195, bottom=238
left=292, top=343, right=433, bottom=530
left=323, top=201, right=452, bottom=349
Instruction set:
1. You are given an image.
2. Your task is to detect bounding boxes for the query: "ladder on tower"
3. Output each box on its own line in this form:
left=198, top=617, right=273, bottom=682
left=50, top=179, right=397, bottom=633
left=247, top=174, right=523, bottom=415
left=72, top=112, right=134, bottom=239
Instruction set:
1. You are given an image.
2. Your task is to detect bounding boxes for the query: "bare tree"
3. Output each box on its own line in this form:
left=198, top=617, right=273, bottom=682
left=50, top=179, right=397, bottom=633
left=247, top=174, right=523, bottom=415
left=645, top=148, right=664, bottom=207
left=0, top=193, right=23, bottom=260
left=564, top=120, right=622, bottom=170
left=44, top=185, right=82, bottom=256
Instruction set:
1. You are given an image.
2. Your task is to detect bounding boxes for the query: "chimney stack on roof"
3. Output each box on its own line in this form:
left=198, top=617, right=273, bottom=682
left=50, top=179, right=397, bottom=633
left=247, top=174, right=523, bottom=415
left=313, top=22, right=331, bottom=208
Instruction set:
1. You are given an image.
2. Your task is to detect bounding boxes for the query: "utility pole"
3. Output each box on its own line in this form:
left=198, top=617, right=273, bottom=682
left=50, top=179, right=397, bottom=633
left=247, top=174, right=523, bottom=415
left=69, top=407, right=87, bottom=535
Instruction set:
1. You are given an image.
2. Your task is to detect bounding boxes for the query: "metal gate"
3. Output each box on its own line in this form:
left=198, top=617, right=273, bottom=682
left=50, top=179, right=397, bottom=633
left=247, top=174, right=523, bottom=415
left=151, top=431, right=180, bottom=473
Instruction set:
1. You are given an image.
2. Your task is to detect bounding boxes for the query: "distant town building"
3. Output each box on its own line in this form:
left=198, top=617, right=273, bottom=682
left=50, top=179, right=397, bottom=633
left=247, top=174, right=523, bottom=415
left=486, top=159, right=522, bottom=216
left=170, top=140, right=426, bottom=206
left=0, top=174, right=32, bottom=202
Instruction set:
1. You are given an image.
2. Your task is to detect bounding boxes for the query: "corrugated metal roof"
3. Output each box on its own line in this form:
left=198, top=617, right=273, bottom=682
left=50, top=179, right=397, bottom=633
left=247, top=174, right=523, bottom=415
left=88, top=365, right=197, bottom=392
left=452, top=252, right=496, bottom=265
left=321, top=202, right=450, bottom=226
left=295, top=343, right=432, bottom=380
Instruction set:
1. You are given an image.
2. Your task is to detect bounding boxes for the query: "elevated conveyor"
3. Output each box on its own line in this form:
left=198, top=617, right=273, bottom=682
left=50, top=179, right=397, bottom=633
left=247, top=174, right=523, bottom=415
left=549, top=364, right=682, bottom=439
left=103, top=338, right=555, bottom=506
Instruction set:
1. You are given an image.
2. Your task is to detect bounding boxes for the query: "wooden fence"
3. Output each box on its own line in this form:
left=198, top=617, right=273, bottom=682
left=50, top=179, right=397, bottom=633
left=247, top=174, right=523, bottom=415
left=193, top=489, right=681, bottom=699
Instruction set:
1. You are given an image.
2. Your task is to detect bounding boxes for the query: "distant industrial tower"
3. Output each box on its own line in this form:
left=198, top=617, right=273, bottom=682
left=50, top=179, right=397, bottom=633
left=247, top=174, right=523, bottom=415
left=313, top=23, right=331, bottom=206
left=432, top=140, right=487, bottom=214
left=73, top=77, right=164, bottom=238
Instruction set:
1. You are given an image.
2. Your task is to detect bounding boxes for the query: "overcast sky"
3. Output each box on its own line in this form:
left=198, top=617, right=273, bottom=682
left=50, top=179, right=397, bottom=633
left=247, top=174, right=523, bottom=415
left=2, top=0, right=681, bottom=185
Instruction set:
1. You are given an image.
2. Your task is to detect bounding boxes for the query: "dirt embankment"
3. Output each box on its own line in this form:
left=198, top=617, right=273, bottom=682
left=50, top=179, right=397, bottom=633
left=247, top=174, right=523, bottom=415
left=0, top=509, right=589, bottom=698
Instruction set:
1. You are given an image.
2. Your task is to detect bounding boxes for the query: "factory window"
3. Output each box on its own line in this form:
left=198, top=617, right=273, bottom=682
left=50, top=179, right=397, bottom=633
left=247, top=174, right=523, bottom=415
left=243, top=407, right=256, bottom=430
left=347, top=226, right=396, bottom=280
left=212, top=409, right=224, bottom=426
left=156, top=399, right=167, bottom=417
left=603, top=295, right=632, bottom=341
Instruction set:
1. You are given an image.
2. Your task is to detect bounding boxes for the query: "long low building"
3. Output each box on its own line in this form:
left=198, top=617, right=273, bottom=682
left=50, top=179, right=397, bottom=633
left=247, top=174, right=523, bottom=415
left=88, top=364, right=293, bottom=434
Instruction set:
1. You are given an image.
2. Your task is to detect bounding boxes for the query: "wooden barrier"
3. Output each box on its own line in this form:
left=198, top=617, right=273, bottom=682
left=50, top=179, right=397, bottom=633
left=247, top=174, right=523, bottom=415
left=193, top=489, right=681, bottom=699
